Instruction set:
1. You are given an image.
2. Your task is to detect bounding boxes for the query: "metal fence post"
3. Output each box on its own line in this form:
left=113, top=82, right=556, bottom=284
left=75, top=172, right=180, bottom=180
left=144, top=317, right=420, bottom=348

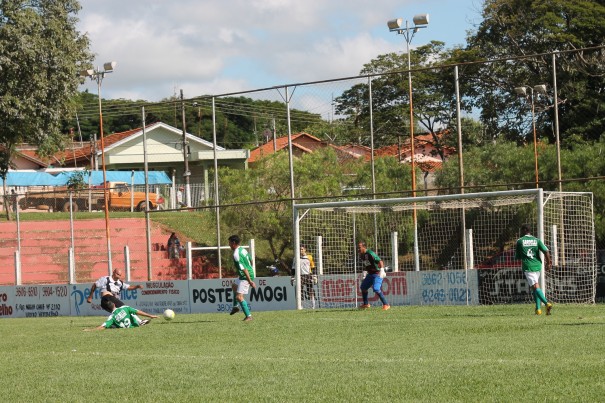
left=68, top=247, right=75, bottom=284
left=124, top=245, right=131, bottom=281
left=187, top=241, right=192, bottom=280
left=14, top=250, right=21, bottom=285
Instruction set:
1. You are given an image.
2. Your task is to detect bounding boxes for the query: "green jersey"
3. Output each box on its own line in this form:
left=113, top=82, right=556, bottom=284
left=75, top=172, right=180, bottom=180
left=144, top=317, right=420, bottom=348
left=103, top=306, right=141, bottom=329
left=360, top=249, right=382, bottom=274
left=515, top=234, right=549, bottom=272
left=232, top=246, right=255, bottom=281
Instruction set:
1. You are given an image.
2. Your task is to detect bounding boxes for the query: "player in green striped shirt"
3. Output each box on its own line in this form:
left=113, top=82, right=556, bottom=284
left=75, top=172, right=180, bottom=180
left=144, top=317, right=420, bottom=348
left=515, top=224, right=553, bottom=315
left=228, top=234, right=256, bottom=322
left=84, top=300, right=158, bottom=330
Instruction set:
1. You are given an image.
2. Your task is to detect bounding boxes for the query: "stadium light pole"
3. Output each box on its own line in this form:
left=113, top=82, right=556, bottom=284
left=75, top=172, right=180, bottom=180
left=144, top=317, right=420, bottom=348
left=80, top=61, right=117, bottom=274
left=388, top=14, right=428, bottom=272
left=514, top=84, right=546, bottom=189
left=387, top=14, right=429, bottom=195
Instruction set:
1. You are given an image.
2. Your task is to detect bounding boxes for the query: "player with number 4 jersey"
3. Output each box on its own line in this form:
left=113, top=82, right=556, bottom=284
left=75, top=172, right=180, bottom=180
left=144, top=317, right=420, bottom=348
left=515, top=224, right=553, bottom=315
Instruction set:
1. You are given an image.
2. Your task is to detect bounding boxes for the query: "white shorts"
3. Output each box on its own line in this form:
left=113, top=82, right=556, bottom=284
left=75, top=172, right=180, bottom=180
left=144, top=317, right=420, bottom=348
left=234, top=279, right=250, bottom=295
left=524, top=271, right=541, bottom=287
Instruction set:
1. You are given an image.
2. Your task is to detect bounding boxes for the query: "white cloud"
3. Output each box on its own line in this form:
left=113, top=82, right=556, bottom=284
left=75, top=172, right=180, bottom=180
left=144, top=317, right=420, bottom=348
left=77, top=0, right=477, bottom=102
left=273, top=34, right=398, bottom=83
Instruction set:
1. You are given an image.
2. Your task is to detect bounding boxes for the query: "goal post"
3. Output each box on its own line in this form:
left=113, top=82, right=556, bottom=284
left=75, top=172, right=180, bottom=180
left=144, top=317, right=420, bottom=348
left=292, top=189, right=596, bottom=310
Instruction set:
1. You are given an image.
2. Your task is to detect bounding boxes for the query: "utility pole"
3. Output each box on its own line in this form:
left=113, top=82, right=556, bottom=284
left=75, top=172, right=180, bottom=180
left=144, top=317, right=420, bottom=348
left=180, top=89, right=191, bottom=207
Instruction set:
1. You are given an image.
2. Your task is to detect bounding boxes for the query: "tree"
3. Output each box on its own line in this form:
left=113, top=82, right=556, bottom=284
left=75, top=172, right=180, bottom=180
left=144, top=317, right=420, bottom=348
left=434, top=141, right=542, bottom=192
left=219, top=148, right=352, bottom=265
left=0, top=0, right=92, bottom=170
left=68, top=94, right=324, bottom=151
left=65, top=168, right=88, bottom=190
left=333, top=41, right=475, bottom=160
left=434, top=139, right=605, bottom=246
left=350, top=155, right=413, bottom=196
left=451, top=117, right=490, bottom=148
left=466, top=0, right=605, bottom=145
left=0, top=0, right=91, bottom=218
left=303, top=117, right=360, bottom=146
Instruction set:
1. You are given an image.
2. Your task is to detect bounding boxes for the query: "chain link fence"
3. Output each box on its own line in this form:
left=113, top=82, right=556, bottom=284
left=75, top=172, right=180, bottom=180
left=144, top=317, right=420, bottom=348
left=1, top=46, right=604, bottom=286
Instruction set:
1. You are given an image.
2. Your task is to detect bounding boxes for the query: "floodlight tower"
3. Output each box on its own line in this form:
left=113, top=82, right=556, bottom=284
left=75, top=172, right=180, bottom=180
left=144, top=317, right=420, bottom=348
left=80, top=61, right=117, bottom=274
left=387, top=14, right=429, bottom=195
left=387, top=14, right=429, bottom=272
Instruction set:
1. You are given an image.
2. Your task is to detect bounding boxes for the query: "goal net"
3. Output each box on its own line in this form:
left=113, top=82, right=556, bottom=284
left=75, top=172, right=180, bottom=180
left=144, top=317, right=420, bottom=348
left=292, top=189, right=596, bottom=309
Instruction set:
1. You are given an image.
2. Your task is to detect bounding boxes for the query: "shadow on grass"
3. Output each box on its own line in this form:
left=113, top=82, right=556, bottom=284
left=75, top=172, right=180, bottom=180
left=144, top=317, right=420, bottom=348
left=156, top=319, right=219, bottom=325
left=557, top=321, right=605, bottom=326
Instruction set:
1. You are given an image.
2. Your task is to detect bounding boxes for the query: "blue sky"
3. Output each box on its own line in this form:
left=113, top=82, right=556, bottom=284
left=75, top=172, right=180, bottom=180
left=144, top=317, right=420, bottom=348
left=77, top=0, right=483, bottom=102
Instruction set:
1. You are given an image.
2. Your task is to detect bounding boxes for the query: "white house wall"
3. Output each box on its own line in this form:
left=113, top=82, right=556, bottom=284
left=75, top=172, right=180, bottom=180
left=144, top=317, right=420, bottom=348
left=107, top=128, right=172, bottom=163
left=96, top=122, right=248, bottom=174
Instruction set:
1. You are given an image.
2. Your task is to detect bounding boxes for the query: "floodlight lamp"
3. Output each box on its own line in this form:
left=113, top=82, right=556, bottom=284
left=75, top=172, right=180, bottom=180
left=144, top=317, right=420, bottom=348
left=533, top=84, right=547, bottom=94
left=387, top=18, right=403, bottom=30
left=514, top=86, right=528, bottom=96
left=80, top=69, right=94, bottom=77
left=103, top=61, right=117, bottom=71
left=413, top=14, right=429, bottom=26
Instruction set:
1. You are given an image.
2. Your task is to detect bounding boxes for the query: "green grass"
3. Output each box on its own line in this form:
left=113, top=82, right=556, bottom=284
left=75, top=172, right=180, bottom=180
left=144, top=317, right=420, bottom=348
left=1, top=304, right=605, bottom=402
left=150, top=210, right=216, bottom=245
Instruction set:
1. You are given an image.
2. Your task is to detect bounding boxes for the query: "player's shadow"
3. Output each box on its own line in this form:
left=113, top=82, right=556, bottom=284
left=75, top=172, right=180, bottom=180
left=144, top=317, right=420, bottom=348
left=155, top=319, right=217, bottom=325
left=556, top=321, right=605, bottom=327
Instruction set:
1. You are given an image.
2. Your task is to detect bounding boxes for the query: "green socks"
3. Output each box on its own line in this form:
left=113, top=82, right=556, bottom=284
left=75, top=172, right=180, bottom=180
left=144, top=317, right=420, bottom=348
left=533, top=290, right=540, bottom=310
left=240, top=299, right=251, bottom=317
left=535, top=288, right=548, bottom=304
left=533, top=288, right=548, bottom=310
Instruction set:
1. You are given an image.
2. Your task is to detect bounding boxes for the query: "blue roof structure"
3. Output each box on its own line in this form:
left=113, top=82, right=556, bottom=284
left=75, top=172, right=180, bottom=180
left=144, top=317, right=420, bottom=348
left=2, top=170, right=171, bottom=186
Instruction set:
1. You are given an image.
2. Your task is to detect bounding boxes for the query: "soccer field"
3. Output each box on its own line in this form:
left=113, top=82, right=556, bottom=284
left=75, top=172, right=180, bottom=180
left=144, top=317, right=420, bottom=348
left=2, top=305, right=604, bottom=402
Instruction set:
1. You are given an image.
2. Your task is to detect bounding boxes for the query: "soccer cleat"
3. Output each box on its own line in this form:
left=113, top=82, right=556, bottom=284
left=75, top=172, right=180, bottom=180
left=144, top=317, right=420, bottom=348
left=535, top=309, right=542, bottom=315
left=359, top=304, right=370, bottom=310
left=229, top=306, right=240, bottom=315
left=546, top=303, right=553, bottom=316
left=139, top=319, right=150, bottom=326
left=382, top=305, right=391, bottom=311
left=243, top=316, right=253, bottom=322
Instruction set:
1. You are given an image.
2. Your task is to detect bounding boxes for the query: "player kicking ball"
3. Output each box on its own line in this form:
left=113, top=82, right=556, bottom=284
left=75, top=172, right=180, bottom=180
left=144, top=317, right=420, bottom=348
left=228, top=234, right=256, bottom=322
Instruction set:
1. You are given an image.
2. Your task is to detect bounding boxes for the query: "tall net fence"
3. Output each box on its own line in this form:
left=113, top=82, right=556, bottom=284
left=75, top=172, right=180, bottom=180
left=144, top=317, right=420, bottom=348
left=0, top=47, right=604, bottom=296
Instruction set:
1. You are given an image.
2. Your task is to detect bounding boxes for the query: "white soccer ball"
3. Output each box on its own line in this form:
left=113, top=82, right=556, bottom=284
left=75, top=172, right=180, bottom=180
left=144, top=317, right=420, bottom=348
left=163, top=309, right=175, bottom=321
